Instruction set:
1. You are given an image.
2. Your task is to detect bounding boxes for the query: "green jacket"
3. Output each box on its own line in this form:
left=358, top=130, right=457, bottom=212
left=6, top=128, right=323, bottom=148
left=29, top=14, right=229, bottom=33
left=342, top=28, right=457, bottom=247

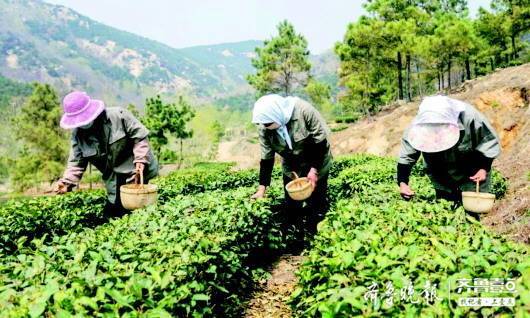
left=259, top=99, right=332, bottom=177
left=398, top=103, right=500, bottom=192
left=63, top=108, right=159, bottom=203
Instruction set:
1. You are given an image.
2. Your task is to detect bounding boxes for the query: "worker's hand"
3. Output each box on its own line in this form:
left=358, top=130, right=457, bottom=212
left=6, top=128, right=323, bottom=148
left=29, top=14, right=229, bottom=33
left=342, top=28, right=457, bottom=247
left=470, top=169, right=487, bottom=182
left=251, top=185, right=267, bottom=200
left=135, top=162, right=145, bottom=174
left=307, top=168, right=318, bottom=189
left=55, top=180, right=69, bottom=195
left=399, top=182, right=415, bottom=200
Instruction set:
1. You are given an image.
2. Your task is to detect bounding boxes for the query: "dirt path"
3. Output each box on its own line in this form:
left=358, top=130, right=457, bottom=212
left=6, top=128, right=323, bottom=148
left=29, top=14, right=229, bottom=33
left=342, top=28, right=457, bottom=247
left=245, top=255, right=305, bottom=318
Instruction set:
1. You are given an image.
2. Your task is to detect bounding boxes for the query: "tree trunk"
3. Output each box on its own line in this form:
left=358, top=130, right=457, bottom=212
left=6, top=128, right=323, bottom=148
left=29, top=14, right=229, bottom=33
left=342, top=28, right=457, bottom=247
left=416, top=61, right=423, bottom=97
left=437, top=71, right=441, bottom=91
left=490, top=57, right=495, bottom=71
left=282, top=69, right=291, bottom=96
left=397, top=52, right=404, bottom=100
left=284, top=76, right=290, bottom=96
left=363, top=81, right=373, bottom=122
left=465, top=58, right=471, bottom=80
left=511, top=34, right=517, bottom=60
left=177, top=139, right=183, bottom=169
left=406, top=54, right=412, bottom=101
left=441, top=64, right=445, bottom=90
left=447, top=60, right=452, bottom=89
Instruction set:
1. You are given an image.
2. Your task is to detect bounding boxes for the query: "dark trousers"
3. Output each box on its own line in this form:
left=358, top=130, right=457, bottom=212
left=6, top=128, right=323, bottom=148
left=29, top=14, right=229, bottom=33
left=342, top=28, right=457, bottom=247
left=435, top=188, right=462, bottom=206
left=283, top=173, right=329, bottom=241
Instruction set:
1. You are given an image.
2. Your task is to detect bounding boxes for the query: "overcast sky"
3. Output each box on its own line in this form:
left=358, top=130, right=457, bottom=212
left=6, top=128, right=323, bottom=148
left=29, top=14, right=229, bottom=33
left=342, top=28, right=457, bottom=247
left=44, top=0, right=492, bottom=54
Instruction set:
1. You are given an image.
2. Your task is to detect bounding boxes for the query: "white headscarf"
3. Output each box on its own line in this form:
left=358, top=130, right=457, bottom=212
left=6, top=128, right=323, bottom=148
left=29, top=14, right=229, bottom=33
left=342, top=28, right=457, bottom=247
left=413, top=95, right=467, bottom=126
left=252, top=94, right=299, bottom=149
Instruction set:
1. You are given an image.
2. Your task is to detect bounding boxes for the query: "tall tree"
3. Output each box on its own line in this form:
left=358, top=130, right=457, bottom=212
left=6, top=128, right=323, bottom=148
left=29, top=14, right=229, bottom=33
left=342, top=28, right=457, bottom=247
left=335, top=17, right=396, bottom=116
left=143, top=95, right=195, bottom=166
left=364, top=0, right=428, bottom=101
left=10, top=83, right=68, bottom=190
left=247, top=20, right=311, bottom=96
left=430, top=13, right=482, bottom=88
left=491, top=0, right=530, bottom=59
left=475, top=7, right=511, bottom=70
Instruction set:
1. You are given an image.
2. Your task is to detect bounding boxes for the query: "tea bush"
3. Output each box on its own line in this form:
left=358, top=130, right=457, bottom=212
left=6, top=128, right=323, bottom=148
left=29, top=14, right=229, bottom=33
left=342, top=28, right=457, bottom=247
left=0, top=154, right=521, bottom=317
left=0, top=190, right=106, bottom=254
left=0, top=164, right=280, bottom=255
left=0, top=187, right=284, bottom=317
left=291, top=156, right=528, bottom=318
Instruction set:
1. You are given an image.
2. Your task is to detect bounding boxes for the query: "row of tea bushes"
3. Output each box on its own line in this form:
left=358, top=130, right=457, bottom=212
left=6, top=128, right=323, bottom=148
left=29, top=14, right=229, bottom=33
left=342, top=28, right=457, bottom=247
left=0, top=186, right=285, bottom=317
left=291, top=156, right=528, bottom=317
left=0, top=163, right=274, bottom=255
left=0, top=190, right=106, bottom=254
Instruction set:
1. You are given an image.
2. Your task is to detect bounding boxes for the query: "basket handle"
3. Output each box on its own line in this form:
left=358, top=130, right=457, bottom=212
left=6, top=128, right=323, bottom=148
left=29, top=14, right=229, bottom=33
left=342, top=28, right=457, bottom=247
left=475, top=180, right=480, bottom=193
left=135, top=169, right=144, bottom=185
left=291, top=172, right=299, bottom=180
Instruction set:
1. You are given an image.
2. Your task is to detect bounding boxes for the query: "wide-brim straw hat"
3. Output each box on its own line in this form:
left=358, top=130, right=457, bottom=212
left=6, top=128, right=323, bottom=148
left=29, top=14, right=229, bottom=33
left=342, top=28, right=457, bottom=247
left=408, top=123, right=460, bottom=153
left=60, top=91, right=105, bottom=129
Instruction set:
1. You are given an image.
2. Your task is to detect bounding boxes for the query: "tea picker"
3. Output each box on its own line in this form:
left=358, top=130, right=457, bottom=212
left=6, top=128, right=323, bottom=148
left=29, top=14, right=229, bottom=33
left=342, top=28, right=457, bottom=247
left=250, top=94, right=333, bottom=242
left=396, top=95, right=501, bottom=216
left=55, top=91, right=159, bottom=217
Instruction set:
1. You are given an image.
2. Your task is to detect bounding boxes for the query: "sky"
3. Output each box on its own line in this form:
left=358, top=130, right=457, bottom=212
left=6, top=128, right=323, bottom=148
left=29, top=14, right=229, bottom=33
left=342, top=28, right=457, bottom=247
left=44, top=0, right=492, bottom=54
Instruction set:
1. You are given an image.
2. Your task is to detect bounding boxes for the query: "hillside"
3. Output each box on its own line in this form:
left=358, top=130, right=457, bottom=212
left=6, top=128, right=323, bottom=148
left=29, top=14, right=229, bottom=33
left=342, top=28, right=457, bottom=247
left=217, top=63, right=530, bottom=242
left=0, top=0, right=262, bottom=104
left=0, top=0, right=338, bottom=108
left=309, top=49, right=339, bottom=88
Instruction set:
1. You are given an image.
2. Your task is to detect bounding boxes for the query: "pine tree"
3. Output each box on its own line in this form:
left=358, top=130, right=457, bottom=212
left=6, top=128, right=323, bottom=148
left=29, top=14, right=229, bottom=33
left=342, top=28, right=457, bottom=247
left=10, top=83, right=68, bottom=190
left=247, top=20, right=311, bottom=96
left=143, top=95, right=195, bottom=166
left=491, top=0, right=530, bottom=60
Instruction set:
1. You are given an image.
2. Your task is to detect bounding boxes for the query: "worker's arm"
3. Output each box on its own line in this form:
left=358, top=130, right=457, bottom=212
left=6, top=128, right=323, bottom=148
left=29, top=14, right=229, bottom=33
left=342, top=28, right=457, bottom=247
left=121, top=108, right=151, bottom=173
left=305, top=139, right=330, bottom=188
left=397, top=133, right=421, bottom=199
left=133, top=138, right=150, bottom=164
left=307, top=140, right=329, bottom=172
left=132, top=138, right=151, bottom=173
left=469, top=110, right=501, bottom=182
left=472, top=112, right=501, bottom=161
left=397, top=163, right=414, bottom=185
left=57, top=137, right=88, bottom=193
left=302, top=102, right=331, bottom=187
left=258, top=158, right=274, bottom=187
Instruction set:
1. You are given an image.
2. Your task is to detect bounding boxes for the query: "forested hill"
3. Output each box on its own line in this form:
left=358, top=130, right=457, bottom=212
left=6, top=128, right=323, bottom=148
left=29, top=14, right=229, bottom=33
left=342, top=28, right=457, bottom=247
left=0, top=0, right=264, bottom=104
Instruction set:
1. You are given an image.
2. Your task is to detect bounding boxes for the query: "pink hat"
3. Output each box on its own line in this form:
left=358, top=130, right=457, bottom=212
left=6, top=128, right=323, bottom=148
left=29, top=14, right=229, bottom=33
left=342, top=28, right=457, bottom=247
left=60, top=91, right=105, bottom=129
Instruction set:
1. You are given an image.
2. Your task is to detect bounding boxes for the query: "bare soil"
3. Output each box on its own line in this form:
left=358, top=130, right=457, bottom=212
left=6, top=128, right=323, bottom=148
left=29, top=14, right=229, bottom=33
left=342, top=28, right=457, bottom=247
left=245, top=255, right=305, bottom=318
